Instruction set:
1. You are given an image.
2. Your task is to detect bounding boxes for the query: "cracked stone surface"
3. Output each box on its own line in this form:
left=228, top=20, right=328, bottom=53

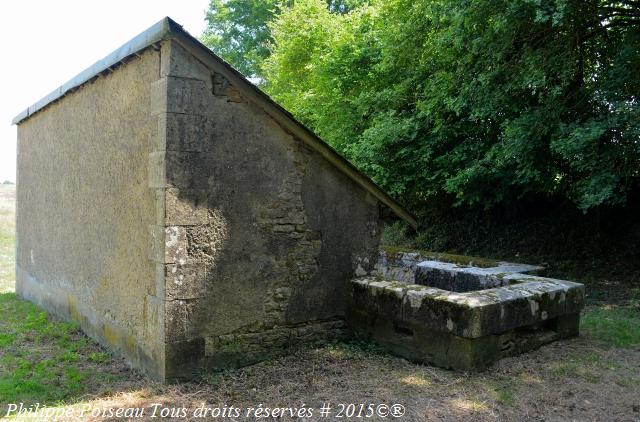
left=347, top=251, right=585, bottom=370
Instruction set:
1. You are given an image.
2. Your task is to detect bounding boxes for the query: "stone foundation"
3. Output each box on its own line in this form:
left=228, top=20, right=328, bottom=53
left=166, top=319, right=348, bottom=379
left=347, top=251, right=585, bottom=370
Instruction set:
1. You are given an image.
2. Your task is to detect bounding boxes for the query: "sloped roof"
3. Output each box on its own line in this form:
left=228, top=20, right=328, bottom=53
left=12, top=17, right=417, bottom=228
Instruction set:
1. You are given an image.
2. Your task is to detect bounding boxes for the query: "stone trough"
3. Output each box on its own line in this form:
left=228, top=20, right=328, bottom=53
left=347, top=250, right=585, bottom=370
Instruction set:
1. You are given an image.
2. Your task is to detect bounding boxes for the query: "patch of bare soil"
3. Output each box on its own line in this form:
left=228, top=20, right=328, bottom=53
left=40, top=336, right=639, bottom=422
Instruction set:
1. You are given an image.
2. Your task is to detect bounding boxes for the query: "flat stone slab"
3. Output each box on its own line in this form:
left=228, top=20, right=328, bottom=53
left=374, top=249, right=544, bottom=286
left=415, top=260, right=545, bottom=292
left=350, top=275, right=584, bottom=339
left=349, top=250, right=585, bottom=371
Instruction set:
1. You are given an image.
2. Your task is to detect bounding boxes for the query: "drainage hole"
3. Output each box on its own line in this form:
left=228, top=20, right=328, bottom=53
left=393, top=321, right=414, bottom=337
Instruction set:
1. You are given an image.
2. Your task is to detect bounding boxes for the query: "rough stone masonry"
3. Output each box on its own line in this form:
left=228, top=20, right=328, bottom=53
left=12, top=18, right=583, bottom=381
left=347, top=250, right=584, bottom=370
left=12, top=18, right=416, bottom=381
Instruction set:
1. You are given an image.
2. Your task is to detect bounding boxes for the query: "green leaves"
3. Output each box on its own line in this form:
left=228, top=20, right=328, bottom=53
left=201, top=0, right=282, bottom=78
left=201, top=0, right=367, bottom=79
left=207, top=0, right=640, bottom=214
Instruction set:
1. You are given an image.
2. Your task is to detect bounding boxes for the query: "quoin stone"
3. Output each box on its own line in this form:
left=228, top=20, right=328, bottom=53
left=12, top=18, right=416, bottom=381
left=12, top=17, right=583, bottom=380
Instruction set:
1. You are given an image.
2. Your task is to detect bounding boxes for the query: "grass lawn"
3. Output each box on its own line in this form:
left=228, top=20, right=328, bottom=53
left=0, top=185, right=15, bottom=294
left=0, top=294, right=131, bottom=405
left=1, top=183, right=639, bottom=421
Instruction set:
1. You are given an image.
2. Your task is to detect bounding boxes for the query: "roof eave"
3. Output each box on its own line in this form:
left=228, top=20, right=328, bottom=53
left=11, top=18, right=174, bottom=125
left=167, top=29, right=418, bottom=229
left=11, top=17, right=418, bottom=229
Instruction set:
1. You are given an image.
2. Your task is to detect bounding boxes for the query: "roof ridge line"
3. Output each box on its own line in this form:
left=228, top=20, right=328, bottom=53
left=11, top=17, right=178, bottom=125
left=11, top=17, right=418, bottom=228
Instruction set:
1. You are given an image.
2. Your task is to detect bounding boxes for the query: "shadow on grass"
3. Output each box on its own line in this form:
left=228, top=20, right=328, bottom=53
left=1, top=288, right=639, bottom=421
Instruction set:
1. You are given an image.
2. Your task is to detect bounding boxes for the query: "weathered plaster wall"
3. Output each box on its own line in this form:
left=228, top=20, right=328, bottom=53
left=16, top=38, right=387, bottom=381
left=157, top=41, right=383, bottom=378
left=16, top=48, right=165, bottom=378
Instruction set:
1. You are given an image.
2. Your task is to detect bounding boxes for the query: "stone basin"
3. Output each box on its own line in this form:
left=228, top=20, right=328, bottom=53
left=346, top=250, right=585, bottom=371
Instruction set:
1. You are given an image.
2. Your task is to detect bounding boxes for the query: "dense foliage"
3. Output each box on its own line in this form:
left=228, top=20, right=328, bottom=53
left=202, top=0, right=364, bottom=78
left=204, top=0, right=640, bottom=214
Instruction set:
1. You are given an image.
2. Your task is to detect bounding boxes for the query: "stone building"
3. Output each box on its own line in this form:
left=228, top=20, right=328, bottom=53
left=12, top=18, right=416, bottom=381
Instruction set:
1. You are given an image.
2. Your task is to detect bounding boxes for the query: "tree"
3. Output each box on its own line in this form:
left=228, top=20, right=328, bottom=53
left=263, top=0, right=640, bottom=212
left=201, top=0, right=366, bottom=79
left=202, top=0, right=280, bottom=78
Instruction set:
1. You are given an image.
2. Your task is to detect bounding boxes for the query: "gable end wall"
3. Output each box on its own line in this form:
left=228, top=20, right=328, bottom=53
left=14, top=37, right=387, bottom=382
left=159, top=40, right=383, bottom=379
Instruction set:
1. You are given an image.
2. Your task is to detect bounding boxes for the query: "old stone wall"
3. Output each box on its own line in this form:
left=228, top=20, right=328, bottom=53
left=157, top=41, right=383, bottom=378
left=16, top=37, right=388, bottom=381
left=16, top=48, right=166, bottom=378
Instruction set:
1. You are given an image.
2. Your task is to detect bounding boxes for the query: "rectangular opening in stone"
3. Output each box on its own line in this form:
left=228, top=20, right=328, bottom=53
left=375, top=249, right=538, bottom=292
left=412, top=271, right=526, bottom=292
left=392, top=320, right=415, bottom=337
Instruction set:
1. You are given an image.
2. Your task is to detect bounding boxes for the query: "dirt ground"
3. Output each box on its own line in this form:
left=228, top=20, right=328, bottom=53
left=21, top=335, right=639, bottom=421
left=1, top=183, right=639, bottom=421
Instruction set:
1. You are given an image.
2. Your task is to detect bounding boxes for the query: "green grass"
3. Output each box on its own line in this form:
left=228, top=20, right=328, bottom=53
left=552, top=360, right=602, bottom=383
left=0, top=185, right=131, bottom=410
left=87, top=352, right=112, bottom=364
left=0, top=186, right=15, bottom=294
left=581, top=302, right=640, bottom=348
left=0, top=292, right=126, bottom=407
left=549, top=351, right=621, bottom=383
left=486, top=381, right=516, bottom=405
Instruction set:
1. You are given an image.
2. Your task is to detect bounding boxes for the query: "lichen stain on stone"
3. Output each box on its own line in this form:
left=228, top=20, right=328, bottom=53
left=355, top=263, right=367, bottom=277
left=103, top=323, right=120, bottom=348
left=379, top=247, right=500, bottom=268
left=166, top=226, right=181, bottom=247
left=406, top=290, right=424, bottom=308
left=139, top=298, right=148, bottom=335
left=446, top=319, right=454, bottom=331
left=124, top=334, right=138, bottom=357
left=529, top=299, right=539, bottom=315
left=68, top=295, right=79, bottom=320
